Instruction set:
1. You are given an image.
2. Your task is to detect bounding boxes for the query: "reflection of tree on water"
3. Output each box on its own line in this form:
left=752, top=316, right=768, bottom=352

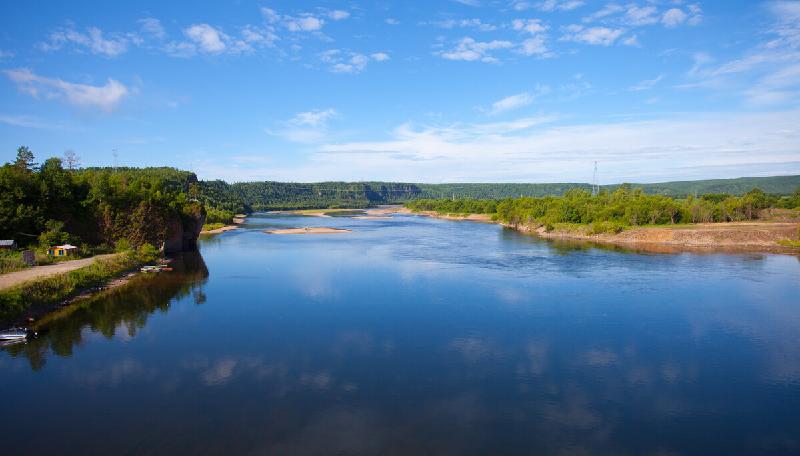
left=2, top=251, right=209, bottom=370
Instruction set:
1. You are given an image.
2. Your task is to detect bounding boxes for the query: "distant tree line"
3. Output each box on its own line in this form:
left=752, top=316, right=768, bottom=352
left=195, top=176, right=800, bottom=212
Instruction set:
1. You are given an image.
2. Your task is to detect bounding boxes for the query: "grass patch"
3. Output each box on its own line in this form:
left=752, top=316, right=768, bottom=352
left=777, top=239, right=800, bottom=248
left=202, top=222, right=226, bottom=232
left=0, top=246, right=159, bottom=322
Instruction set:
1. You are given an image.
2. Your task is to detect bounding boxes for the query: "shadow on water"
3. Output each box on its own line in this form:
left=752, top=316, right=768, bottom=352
left=1, top=251, right=209, bottom=370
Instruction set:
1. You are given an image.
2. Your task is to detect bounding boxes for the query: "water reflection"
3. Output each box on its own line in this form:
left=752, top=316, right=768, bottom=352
left=0, top=215, right=799, bottom=455
left=1, top=251, right=208, bottom=370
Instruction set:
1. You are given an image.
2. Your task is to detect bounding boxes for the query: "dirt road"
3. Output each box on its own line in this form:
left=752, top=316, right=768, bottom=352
left=0, top=254, right=119, bottom=291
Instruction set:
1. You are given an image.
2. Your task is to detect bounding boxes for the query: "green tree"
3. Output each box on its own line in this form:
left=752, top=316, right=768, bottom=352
left=14, top=146, right=36, bottom=171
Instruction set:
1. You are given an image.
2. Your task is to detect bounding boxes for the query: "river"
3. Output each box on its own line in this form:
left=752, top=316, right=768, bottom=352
left=2, top=213, right=799, bottom=455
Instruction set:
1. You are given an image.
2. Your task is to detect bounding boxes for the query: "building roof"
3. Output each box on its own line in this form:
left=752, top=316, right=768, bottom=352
left=54, top=244, right=78, bottom=249
left=0, top=240, right=15, bottom=246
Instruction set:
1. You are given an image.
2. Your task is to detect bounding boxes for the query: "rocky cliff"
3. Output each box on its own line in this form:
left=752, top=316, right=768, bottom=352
left=163, top=202, right=206, bottom=253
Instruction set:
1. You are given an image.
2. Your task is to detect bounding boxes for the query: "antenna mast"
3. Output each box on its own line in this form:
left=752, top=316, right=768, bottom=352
left=591, top=161, right=599, bottom=196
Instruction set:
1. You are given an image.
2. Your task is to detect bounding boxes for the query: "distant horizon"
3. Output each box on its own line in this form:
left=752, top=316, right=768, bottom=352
left=2, top=1, right=800, bottom=183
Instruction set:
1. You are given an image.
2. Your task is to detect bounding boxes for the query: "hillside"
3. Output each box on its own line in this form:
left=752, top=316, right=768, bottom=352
left=198, top=175, right=800, bottom=210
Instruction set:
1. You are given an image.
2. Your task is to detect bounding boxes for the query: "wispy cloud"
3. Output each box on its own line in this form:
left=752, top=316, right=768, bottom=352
left=490, top=92, right=535, bottom=115
left=297, top=111, right=800, bottom=183
left=3, top=68, right=128, bottom=112
left=38, top=25, right=131, bottom=57
left=561, top=25, right=624, bottom=46
left=488, top=86, right=550, bottom=115
left=267, top=108, right=339, bottom=143
left=629, top=74, right=665, bottom=91
left=319, top=49, right=389, bottom=73
left=437, top=37, right=514, bottom=63
left=424, top=18, right=497, bottom=31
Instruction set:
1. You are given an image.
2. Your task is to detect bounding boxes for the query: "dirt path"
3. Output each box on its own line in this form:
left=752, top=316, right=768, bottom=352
left=0, top=253, right=119, bottom=291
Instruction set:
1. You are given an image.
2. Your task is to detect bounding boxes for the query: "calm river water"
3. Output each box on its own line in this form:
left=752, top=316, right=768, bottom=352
left=2, top=213, right=800, bottom=455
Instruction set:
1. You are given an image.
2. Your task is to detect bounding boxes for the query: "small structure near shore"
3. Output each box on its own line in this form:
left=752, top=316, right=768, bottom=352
left=0, top=240, right=16, bottom=250
left=48, top=244, right=78, bottom=257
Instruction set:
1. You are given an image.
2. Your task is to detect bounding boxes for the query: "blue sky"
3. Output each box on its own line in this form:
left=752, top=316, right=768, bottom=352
left=1, top=0, right=799, bottom=183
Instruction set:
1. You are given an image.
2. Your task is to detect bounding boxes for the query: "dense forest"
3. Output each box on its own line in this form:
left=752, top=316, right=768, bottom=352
left=4, top=145, right=800, bottom=248
left=196, top=176, right=800, bottom=211
left=406, top=186, right=800, bottom=233
left=0, top=147, right=203, bottom=250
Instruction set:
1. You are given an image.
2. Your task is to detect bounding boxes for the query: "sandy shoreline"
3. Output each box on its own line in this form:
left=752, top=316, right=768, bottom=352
left=201, top=225, right=239, bottom=234
left=264, top=227, right=352, bottom=234
left=397, top=207, right=800, bottom=254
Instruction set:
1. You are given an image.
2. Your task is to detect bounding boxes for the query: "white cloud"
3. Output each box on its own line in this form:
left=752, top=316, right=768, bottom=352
left=138, top=18, right=166, bottom=39
left=4, top=68, right=128, bottom=112
left=261, top=7, right=281, bottom=24
left=40, top=26, right=130, bottom=57
left=490, top=92, right=535, bottom=114
left=385, top=18, right=400, bottom=25
left=561, top=25, right=624, bottom=46
left=622, top=34, right=640, bottom=47
left=320, top=50, right=386, bottom=74
left=662, top=8, right=688, bottom=28
left=268, top=108, right=338, bottom=143
left=536, top=0, right=585, bottom=12
left=438, top=37, right=514, bottom=62
left=583, top=3, right=625, bottom=22
left=286, top=16, right=324, bottom=32
left=293, top=108, right=338, bottom=127
left=511, top=18, right=547, bottom=34
left=511, top=19, right=552, bottom=57
left=629, top=74, right=664, bottom=91
left=519, top=36, right=551, bottom=56
left=0, top=49, right=14, bottom=59
left=293, top=111, right=800, bottom=183
left=428, top=18, right=497, bottom=31
left=625, top=5, right=659, bottom=26
left=185, top=24, right=227, bottom=53
left=328, top=10, right=350, bottom=21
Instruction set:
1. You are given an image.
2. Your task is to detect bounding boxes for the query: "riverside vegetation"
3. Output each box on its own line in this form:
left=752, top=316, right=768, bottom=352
left=406, top=186, right=800, bottom=234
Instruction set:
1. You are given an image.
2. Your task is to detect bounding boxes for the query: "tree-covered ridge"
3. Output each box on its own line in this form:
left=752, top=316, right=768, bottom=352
left=0, top=147, right=203, bottom=249
left=196, top=176, right=800, bottom=212
left=407, top=186, right=800, bottom=232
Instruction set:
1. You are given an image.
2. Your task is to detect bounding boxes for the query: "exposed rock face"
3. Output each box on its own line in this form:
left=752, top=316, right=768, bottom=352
left=163, top=204, right=207, bottom=253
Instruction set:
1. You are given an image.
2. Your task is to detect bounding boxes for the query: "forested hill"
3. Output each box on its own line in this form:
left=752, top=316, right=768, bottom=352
left=198, top=175, right=800, bottom=211
left=1, top=149, right=204, bottom=250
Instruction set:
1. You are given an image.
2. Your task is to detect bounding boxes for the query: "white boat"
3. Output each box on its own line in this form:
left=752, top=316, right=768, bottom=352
left=0, top=328, right=29, bottom=342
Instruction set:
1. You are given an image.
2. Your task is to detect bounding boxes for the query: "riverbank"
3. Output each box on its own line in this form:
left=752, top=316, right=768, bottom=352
left=0, top=250, right=159, bottom=324
left=0, top=254, right=119, bottom=291
left=200, top=214, right=248, bottom=234
left=399, top=207, right=800, bottom=253
left=506, top=221, right=800, bottom=253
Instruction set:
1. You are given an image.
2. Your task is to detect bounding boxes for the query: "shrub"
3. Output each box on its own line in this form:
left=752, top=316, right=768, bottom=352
left=589, top=221, right=625, bottom=235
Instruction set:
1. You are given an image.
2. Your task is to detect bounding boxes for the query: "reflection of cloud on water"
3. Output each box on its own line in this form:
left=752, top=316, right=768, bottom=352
left=299, top=371, right=333, bottom=390
left=201, top=358, right=238, bottom=385
left=73, top=358, right=157, bottom=387
left=255, top=407, right=387, bottom=455
left=448, top=336, right=499, bottom=363
left=582, top=348, right=619, bottom=368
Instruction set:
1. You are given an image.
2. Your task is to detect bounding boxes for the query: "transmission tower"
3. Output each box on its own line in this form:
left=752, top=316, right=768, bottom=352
left=591, top=161, right=599, bottom=196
